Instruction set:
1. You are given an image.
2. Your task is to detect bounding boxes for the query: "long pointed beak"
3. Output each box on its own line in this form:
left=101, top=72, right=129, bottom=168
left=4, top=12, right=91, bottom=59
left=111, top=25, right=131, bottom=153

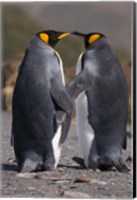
left=58, top=33, right=71, bottom=40
left=72, top=31, right=85, bottom=37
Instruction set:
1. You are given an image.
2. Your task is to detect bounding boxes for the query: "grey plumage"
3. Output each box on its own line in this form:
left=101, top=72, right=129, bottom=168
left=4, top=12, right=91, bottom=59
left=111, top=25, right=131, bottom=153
left=12, top=31, right=72, bottom=172
left=68, top=32, right=129, bottom=171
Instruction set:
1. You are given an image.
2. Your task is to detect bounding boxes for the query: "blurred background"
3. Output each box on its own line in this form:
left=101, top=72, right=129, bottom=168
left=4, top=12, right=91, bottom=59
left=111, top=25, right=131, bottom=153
left=2, top=2, right=132, bottom=123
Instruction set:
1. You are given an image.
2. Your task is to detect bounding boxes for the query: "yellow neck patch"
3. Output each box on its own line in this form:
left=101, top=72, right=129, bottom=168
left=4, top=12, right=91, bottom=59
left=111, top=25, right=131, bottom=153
left=88, top=34, right=100, bottom=44
left=39, top=33, right=49, bottom=44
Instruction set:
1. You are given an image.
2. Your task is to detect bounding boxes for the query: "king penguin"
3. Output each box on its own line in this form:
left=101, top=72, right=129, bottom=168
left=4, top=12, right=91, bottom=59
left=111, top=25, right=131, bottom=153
left=12, top=30, right=73, bottom=172
left=70, top=32, right=129, bottom=171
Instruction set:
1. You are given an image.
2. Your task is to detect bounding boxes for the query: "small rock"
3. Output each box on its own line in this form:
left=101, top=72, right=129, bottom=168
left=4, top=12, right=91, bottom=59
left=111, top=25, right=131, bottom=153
left=55, top=180, right=70, bottom=184
left=58, top=184, right=68, bottom=190
left=129, top=169, right=133, bottom=175
left=74, top=176, right=91, bottom=183
left=8, top=158, right=16, bottom=163
left=27, top=186, right=36, bottom=191
left=35, top=171, right=70, bottom=181
left=58, top=167, right=65, bottom=172
left=96, top=169, right=101, bottom=172
left=90, top=179, right=107, bottom=185
left=110, top=194, right=116, bottom=198
left=97, top=185, right=109, bottom=191
left=16, top=172, right=36, bottom=179
left=62, top=190, right=91, bottom=198
left=69, top=186, right=77, bottom=189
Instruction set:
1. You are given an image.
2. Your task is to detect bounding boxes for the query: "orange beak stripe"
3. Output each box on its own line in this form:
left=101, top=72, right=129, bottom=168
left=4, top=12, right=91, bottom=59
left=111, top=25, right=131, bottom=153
left=58, top=33, right=70, bottom=39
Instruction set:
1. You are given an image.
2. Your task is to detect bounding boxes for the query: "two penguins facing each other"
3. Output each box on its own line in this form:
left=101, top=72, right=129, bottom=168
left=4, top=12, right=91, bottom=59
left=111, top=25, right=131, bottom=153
left=12, top=30, right=129, bottom=173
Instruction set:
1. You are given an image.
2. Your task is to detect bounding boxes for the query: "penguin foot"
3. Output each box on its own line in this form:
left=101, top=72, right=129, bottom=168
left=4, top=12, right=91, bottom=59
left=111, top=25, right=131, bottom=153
left=72, top=156, right=86, bottom=168
left=21, top=159, right=43, bottom=173
left=43, top=163, right=55, bottom=171
left=117, top=164, right=130, bottom=173
left=88, top=155, right=100, bottom=170
left=98, top=156, right=114, bottom=171
left=98, top=155, right=130, bottom=173
left=113, top=156, right=130, bottom=173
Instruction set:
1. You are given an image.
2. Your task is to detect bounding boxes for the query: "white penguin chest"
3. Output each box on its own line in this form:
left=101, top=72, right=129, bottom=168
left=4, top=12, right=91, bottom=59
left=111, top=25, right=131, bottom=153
left=76, top=52, right=95, bottom=168
left=52, top=125, right=62, bottom=168
left=76, top=92, right=95, bottom=167
left=51, top=51, right=64, bottom=168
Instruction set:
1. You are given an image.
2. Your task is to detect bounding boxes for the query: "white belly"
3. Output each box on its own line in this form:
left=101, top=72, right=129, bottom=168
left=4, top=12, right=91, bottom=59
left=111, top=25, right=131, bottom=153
left=52, top=125, right=62, bottom=168
left=76, top=52, right=95, bottom=168
left=51, top=51, right=65, bottom=168
left=76, top=93, right=95, bottom=167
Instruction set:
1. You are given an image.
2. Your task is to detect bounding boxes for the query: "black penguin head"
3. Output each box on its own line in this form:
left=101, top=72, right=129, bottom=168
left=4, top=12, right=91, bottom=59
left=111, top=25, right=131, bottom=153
left=37, top=30, right=71, bottom=47
left=73, top=31, right=106, bottom=48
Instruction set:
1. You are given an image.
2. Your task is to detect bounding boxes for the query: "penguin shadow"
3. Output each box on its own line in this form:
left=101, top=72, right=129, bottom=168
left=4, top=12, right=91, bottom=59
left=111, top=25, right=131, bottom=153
left=57, top=156, right=86, bottom=170
left=1, top=160, right=84, bottom=172
left=57, top=164, right=84, bottom=170
left=1, top=163, right=18, bottom=172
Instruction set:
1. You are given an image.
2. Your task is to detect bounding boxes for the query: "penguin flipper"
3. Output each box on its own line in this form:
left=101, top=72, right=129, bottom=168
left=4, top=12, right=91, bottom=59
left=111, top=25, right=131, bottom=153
left=51, top=78, right=73, bottom=143
left=59, top=111, right=73, bottom=144
left=66, top=69, right=92, bottom=99
left=50, top=79, right=73, bottom=116
left=58, top=70, right=92, bottom=144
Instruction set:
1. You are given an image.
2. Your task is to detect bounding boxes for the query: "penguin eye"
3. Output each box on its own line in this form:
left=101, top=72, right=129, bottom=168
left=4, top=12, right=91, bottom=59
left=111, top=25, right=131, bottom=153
left=39, top=33, right=49, bottom=44
left=88, top=34, right=100, bottom=44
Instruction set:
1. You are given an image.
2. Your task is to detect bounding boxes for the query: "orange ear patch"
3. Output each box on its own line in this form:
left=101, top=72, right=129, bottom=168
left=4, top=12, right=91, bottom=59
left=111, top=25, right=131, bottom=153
left=39, top=33, right=49, bottom=44
left=88, top=34, right=100, bottom=44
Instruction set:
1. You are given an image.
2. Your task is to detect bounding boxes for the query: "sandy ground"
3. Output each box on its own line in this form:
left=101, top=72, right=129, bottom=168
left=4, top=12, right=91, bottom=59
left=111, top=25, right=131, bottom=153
left=1, top=112, right=133, bottom=198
